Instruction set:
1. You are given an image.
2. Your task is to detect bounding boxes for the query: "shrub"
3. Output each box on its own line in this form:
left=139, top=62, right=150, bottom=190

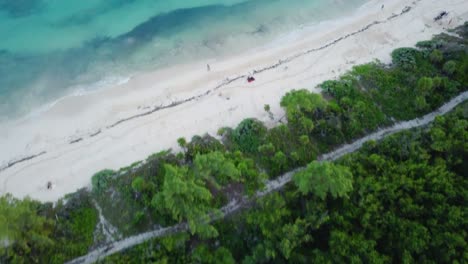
left=416, top=40, right=442, bottom=50
left=281, top=89, right=327, bottom=118
left=0, top=195, right=54, bottom=263
left=293, top=161, right=353, bottom=199
left=417, top=77, right=434, bottom=95
left=177, top=137, right=187, bottom=148
left=429, top=49, right=443, bottom=63
left=131, top=177, right=145, bottom=193
left=186, top=134, right=224, bottom=161
left=194, top=151, right=241, bottom=187
left=132, top=211, right=145, bottom=226
left=391, top=48, right=418, bottom=69
left=454, top=21, right=468, bottom=38
left=91, top=169, right=115, bottom=194
left=217, top=127, right=227, bottom=136
left=281, top=89, right=327, bottom=134
left=443, top=60, right=457, bottom=75
left=232, top=119, right=267, bottom=154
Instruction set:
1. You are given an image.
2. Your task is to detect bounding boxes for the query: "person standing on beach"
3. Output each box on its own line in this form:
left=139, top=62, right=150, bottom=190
left=207, top=64, right=211, bottom=72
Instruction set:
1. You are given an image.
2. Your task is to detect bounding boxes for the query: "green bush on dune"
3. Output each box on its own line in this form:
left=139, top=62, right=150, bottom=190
left=91, top=169, right=115, bottom=194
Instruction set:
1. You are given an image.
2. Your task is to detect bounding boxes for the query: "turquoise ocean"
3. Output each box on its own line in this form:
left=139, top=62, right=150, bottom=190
left=0, top=0, right=366, bottom=120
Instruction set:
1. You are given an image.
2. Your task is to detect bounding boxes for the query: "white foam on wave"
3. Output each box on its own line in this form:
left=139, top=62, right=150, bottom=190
left=16, top=75, right=131, bottom=123
left=260, top=0, right=377, bottom=51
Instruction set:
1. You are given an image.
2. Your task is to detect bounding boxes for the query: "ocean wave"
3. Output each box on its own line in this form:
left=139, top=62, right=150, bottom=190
left=17, top=75, right=131, bottom=122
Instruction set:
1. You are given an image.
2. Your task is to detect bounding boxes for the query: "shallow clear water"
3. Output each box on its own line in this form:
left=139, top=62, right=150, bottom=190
left=0, top=0, right=366, bottom=120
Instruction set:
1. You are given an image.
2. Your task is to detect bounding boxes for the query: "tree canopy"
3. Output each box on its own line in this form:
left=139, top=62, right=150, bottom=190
left=293, top=161, right=353, bottom=199
left=152, top=164, right=219, bottom=238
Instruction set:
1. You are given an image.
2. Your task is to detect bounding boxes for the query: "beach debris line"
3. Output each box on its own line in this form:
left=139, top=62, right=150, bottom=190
left=434, top=11, right=448, bottom=21
left=0, top=151, right=47, bottom=173
left=90, top=130, right=102, bottom=137
left=69, top=138, right=83, bottom=144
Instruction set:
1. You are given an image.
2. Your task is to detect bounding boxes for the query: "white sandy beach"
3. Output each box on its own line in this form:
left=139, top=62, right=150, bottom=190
left=1, top=0, right=467, bottom=202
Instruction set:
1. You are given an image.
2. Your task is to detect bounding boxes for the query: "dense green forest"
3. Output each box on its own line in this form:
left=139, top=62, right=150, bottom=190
left=1, top=23, right=467, bottom=263
left=102, top=100, right=468, bottom=264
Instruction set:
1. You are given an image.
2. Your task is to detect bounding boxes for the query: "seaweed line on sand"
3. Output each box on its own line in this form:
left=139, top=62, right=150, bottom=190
left=0, top=151, right=47, bottom=174
left=106, top=5, right=414, bottom=130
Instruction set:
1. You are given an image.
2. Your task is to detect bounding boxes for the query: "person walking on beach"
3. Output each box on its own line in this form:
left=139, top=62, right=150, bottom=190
left=207, top=64, right=211, bottom=72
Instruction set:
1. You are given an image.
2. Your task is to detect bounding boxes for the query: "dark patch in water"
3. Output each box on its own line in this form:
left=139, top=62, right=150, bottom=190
left=117, top=6, right=221, bottom=42
left=55, top=0, right=137, bottom=27
left=250, top=24, right=269, bottom=35
left=115, top=2, right=252, bottom=44
left=0, top=0, right=43, bottom=17
left=85, top=36, right=113, bottom=49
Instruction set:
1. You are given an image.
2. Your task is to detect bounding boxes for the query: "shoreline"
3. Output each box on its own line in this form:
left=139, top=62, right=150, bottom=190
left=0, top=0, right=369, bottom=126
left=1, top=0, right=467, bottom=202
